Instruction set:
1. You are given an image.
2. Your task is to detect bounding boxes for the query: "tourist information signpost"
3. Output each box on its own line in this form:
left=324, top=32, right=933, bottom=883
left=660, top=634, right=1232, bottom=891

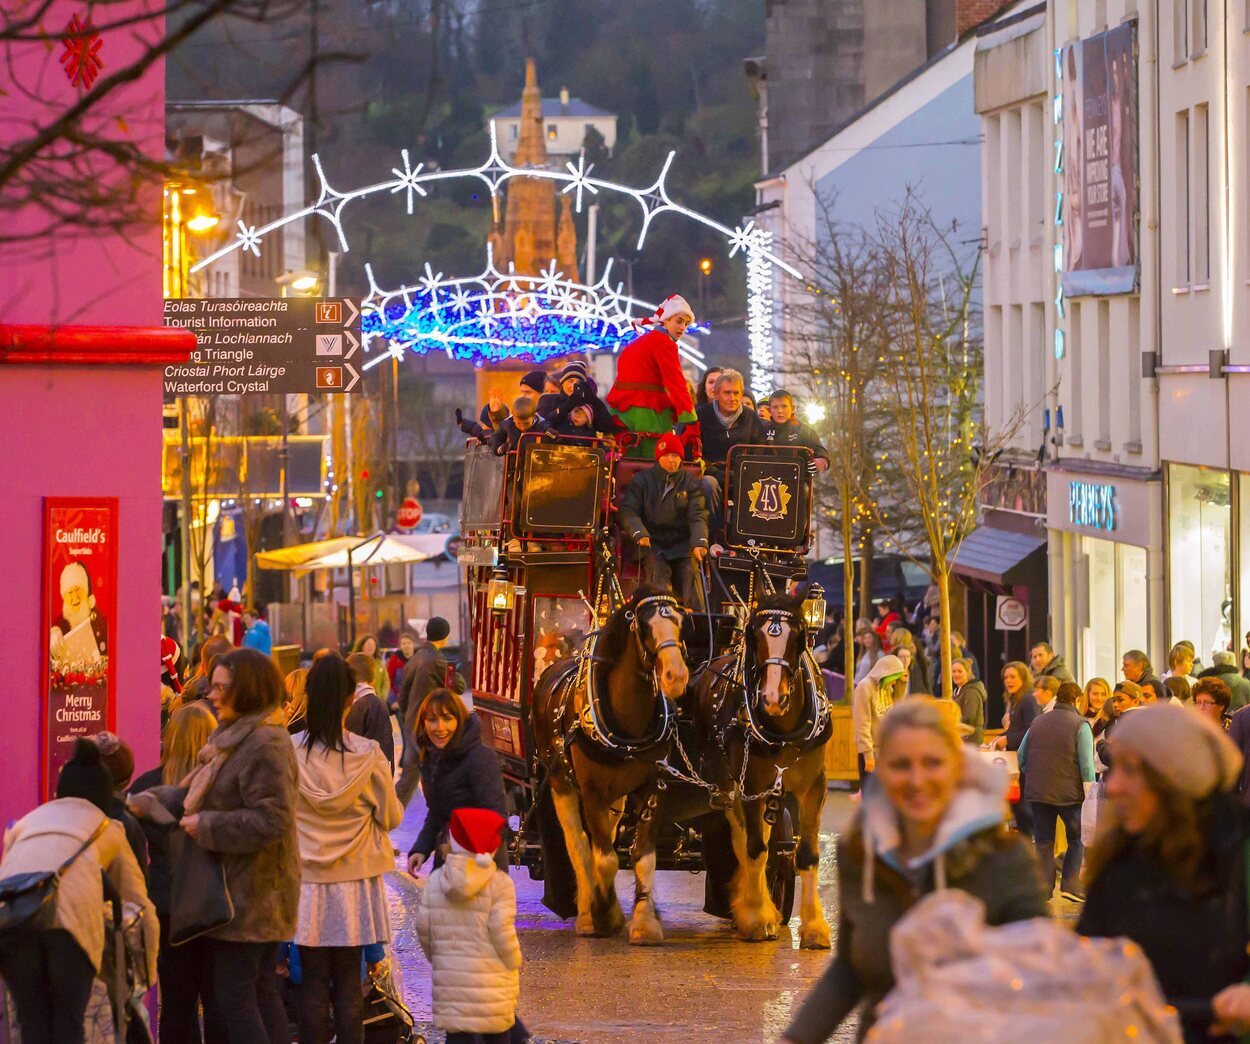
left=162, top=297, right=363, bottom=397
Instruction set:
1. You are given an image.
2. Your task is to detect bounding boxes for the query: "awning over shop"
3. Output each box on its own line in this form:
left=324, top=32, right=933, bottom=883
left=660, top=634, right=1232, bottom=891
left=949, top=526, right=1047, bottom=586
left=255, top=532, right=438, bottom=572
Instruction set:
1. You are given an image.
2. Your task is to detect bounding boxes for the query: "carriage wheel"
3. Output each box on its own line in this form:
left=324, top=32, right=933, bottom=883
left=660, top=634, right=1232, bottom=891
left=765, top=806, right=797, bottom=925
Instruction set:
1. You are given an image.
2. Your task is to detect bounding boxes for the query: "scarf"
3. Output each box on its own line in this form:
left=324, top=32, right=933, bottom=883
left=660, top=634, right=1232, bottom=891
left=182, top=706, right=286, bottom=814
left=712, top=401, right=743, bottom=430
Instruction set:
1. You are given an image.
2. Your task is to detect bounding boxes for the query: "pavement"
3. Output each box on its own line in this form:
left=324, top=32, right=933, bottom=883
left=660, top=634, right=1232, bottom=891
left=385, top=780, right=1082, bottom=1044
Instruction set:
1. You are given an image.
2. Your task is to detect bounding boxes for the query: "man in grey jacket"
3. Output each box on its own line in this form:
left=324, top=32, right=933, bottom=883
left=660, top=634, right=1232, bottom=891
left=1030, top=641, right=1076, bottom=684
left=619, top=433, right=709, bottom=608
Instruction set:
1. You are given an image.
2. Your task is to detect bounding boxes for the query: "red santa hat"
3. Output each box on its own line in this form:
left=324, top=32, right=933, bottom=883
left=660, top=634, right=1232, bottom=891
left=449, top=807, right=507, bottom=867
left=161, top=634, right=183, bottom=693
left=636, top=294, right=695, bottom=331
left=654, top=433, right=684, bottom=460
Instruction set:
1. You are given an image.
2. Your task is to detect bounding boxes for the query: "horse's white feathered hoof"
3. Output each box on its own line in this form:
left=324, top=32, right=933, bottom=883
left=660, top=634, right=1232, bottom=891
left=575, top=912, right=596, bottom=936
left=800, top=918, right=832, bottom=950
left=629, top=903, right=664, bottom=946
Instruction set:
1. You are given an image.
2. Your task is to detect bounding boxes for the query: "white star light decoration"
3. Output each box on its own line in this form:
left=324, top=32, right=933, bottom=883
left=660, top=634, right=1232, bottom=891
left=359, top=246, right=708, bottom=371
left=189, top=121, right=800, bottom=394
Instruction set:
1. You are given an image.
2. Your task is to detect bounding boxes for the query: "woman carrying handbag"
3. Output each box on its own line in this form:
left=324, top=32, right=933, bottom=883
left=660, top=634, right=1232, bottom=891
left=0, top=739, right=158, bottom=1044
left=179, top=647, right=300, bottom=1044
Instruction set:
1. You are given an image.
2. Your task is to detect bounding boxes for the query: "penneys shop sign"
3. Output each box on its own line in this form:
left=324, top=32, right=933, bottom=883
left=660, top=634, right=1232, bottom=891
left=1068, top=480, right=1117, bottom=532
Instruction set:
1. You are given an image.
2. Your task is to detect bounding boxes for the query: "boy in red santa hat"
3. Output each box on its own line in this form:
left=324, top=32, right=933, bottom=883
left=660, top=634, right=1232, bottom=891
left=605, top=294, right=699, bottom=459
left=414, top=807, right=525, bottom=1043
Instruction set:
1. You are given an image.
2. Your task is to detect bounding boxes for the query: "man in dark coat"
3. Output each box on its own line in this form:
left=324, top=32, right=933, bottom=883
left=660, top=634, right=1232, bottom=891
left=396, top=617, right=466, bottom=806
left=1197, top=650, right=1250, bottom=710
left=1017, top=681, right=1095, bottom=901
left=619, top=433, right=709, bottom=608
left=486, top=396, right=549, bottom=456
left=693, top=368, right=766, bottom=528
left=762, top=389, right=830, bottom=475
left=346, top=653, right=394, bottom=769
left=1030, top=641, right=1076, bottom=684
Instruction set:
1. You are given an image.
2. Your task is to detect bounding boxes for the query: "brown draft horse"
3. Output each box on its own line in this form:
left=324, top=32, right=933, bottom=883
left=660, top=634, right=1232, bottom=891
left=531, top=585, right=689, bottom=944
left=692, top=590, right=832, bottom=947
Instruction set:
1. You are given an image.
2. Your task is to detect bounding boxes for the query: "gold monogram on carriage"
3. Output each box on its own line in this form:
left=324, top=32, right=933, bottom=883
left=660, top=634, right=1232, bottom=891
left=746, top=476, right=792, bottom=522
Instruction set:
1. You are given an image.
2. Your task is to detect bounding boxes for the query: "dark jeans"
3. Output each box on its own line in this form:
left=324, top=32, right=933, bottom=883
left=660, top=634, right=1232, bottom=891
left=1030, top=800, right=1084, bottom=895
left=159, top=918, right=226, bottom=1043
left=396, top=734, right=421, bottom=806
left=0, top=928, right=95, bottom=1044
left=643, top=549, right=704, bottom=609
left=208, top=939, right=288, bottom=1044
left=297, top=944, right=363, bottom=1044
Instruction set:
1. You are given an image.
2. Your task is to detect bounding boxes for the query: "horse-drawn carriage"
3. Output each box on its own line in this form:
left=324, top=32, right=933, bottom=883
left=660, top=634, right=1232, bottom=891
left=456, top=431, right=834, bottom=947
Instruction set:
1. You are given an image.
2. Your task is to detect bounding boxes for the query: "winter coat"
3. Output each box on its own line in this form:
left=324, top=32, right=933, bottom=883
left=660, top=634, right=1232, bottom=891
left=1079, top=819, right=1249, bottom=1044
left=346, top=683, right=394, bottom=769
left=851, top=655, right=906, bottom=757
left=292, top=730, right=404, bottom=883
left=414, top=850, right=522, bottom=1034
left=241, top=619, right=272, bottom=655
left=1227, top=705, right=1250, bottom=806
left=1017, top=702, right=1095, bottom=806
left=409, top=714, right=508, bottom=870
left=386, top=650, right=410, bottom=695
left=618, top=464, right=709, bottom=559
left=0, top=797, right=158, bottom=980
left=109, top=794, right=148, bottom=874
left=695, top=401, right=767, bottom=467
left=538, top=384, right=619, bottom=437
left=953, top=680, right=987, bottom=745
left=785, top=750, right=1046, bottom=1042
left=1005, top=692, right=1044, bottom=751
left=605, top=328, right=696, bottom=424
left=1199, top=664, right=1250, bottom=711
left=762, top=418, right=830, bottom=464
left=188, top=710, right=300, bottom=943
left=487, top=415, right=550, bottom=456
left=1036, top=654, right=1075, bottom=685
left=399, top=643, right=467, bottom=741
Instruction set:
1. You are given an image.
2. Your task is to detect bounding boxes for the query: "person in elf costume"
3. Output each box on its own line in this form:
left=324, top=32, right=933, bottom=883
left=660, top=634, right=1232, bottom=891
left=605, top=294, right=699, bottom=459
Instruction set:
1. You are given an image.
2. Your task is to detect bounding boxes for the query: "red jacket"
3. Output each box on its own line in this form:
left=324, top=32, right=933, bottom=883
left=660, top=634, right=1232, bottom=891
left=605, top=329, right=695, bottom=420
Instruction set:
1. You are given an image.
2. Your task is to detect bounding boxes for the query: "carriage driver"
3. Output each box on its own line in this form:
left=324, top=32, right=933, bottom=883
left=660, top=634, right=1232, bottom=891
left=619, top=433, right=709, bottom=609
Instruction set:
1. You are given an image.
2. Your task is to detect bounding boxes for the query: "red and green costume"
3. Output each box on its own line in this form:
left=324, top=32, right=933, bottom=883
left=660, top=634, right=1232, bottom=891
left=606, top=327, right=697, bottom=459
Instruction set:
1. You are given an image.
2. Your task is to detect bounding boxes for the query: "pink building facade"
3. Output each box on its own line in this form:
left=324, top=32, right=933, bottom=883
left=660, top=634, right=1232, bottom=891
left=0, top=2, right=190, bottom=828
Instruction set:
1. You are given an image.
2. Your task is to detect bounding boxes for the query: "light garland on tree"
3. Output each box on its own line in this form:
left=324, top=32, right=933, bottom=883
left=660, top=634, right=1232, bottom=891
left=189, top=122, right=801, bottom=385
left=361, top=247, right=707, bottom=369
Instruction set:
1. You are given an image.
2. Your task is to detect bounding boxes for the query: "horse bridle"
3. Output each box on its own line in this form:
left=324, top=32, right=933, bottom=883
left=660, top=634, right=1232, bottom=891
left=748, top=608, right=804, bottom=712
left=625, top=593, right=687, bottom=680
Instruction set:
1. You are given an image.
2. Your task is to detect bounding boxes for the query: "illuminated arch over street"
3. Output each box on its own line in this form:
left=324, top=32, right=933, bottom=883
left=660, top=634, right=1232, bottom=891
left=190, top=123, right=799, bottom=393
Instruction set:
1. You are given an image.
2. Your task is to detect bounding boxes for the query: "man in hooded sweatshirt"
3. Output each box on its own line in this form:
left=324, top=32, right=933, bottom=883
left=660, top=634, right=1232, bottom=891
left=414, top=807, right=522, bottom=1044
left=852, top=654, right=906, bottom=783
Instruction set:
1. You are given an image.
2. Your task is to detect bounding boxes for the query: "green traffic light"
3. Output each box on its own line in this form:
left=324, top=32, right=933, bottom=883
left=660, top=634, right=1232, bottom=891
left=375, top=489, right=384, bottom=498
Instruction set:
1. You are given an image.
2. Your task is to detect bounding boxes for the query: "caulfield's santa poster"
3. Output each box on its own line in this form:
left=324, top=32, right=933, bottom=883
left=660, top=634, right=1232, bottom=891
left=42, top=498, right=117, bottom=799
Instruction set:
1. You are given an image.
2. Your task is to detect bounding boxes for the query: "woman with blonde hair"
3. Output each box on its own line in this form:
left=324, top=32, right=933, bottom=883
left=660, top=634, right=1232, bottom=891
left=888, top=627, right=931, bottom=695
left=285, top=666, right=310, bottom=735
left=784, top=697, right=1046, bottom=1042
left=129, top=700, right=221, bottom=1042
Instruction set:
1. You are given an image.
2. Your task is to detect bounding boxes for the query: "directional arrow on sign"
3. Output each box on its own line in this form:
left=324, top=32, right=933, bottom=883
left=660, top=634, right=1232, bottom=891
left=343, top=299, right=360, bottom=328
left=344, top=363, right=360, bottom=392
left=343, top=330, right=359, bottom=360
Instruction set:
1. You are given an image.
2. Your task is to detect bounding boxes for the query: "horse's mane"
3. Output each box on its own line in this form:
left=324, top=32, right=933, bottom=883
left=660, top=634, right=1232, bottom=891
left=595, top=583, right=669, bottom=662
left=754, top=590, right=804, bottom=616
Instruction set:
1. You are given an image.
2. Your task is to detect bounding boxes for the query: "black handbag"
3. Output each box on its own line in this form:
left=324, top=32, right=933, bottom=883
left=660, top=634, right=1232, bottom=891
left=0, top=818, right=108, bottom=940
left=168, top=830, right=234, bottom=945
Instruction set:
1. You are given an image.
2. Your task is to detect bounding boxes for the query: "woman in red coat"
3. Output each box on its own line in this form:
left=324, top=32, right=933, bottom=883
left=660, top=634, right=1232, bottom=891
left=606, top=294, right=699, bottom=459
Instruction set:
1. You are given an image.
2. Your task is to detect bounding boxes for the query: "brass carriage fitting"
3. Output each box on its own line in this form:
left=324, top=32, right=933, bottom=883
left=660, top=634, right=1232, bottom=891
left=801, top=583, right=826, bottom=629
left=488, top=567, right=516, bottom=613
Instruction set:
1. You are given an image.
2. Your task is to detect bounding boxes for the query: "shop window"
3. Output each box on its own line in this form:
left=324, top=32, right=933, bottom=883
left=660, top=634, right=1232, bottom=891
left=1238, top=474, right=1250, bottom=659
left=1082, top=538, right=1149, bottom=683
left=1168, top=463, right=1231, bottom=661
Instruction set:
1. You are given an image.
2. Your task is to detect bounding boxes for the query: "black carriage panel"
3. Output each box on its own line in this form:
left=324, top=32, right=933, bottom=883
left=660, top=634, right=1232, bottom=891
left=514, top=437, right=607, bottom=537
left=461, top=441, right=506, bottom=532
left=724, top=444, right=813, bottom=553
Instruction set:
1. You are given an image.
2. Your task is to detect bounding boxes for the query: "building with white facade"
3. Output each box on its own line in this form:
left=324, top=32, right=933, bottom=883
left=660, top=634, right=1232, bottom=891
left=493, top=87, right=617, bottom=162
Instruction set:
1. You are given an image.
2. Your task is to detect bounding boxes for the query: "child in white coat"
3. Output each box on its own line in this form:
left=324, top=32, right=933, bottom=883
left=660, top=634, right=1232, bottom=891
left=414, top=807, right=523, bottom=1044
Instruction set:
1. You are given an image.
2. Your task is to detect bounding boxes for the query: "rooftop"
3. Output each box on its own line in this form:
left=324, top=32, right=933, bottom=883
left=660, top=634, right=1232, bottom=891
left=495, top=96, right=614, bottom=120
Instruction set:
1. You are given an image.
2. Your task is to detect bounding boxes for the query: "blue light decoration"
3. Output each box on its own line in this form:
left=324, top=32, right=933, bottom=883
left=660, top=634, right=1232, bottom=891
left=358, top=250, right=709, bottom=370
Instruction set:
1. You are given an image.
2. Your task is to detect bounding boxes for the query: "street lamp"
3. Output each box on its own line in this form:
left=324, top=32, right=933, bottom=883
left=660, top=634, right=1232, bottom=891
left=186, top=212, right=220, bottom=233
left=276, top=269, right=322, bottom=297
left=698, top=257, right=713, bottom=316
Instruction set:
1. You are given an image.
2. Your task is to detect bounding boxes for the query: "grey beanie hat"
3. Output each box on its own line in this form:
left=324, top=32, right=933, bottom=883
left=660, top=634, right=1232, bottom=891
left=1112, top=703, right=1243, bottom=798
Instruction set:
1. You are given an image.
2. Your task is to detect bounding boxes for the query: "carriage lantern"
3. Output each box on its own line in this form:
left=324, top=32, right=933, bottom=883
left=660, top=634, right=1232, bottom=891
left=802, top=583, right=826, bottom=630
left=488, top=568, right=516, bottom=614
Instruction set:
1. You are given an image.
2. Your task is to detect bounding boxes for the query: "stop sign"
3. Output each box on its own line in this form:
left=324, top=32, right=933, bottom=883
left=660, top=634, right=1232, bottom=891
left=396, top=497, right=423, bottom=531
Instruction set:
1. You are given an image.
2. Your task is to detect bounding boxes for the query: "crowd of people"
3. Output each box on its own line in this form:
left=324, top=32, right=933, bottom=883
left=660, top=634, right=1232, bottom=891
left=0, top=616, right=521, bottom=1044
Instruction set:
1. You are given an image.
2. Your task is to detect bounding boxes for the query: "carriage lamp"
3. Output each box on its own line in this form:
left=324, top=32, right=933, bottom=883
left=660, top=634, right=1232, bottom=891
left=802, top=584, right=826, bottom=629
left=488, top=569, right=516, bottom=613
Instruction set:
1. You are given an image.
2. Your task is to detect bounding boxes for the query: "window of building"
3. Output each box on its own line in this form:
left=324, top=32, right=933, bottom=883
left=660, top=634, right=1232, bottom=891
left=1239, top=473, right=1250, bottom=658
left=1176, top=110, right=1191, bottom=286
left=1195, top=104, right=1210, bottom=283
left=1192, top=0, right=1208, bottom=54
left=547, top=124, right=558, bottom=140
left=1174, top=0, right=1189, bottom=62
left=1168, top=463, right=1232, bottom=661
left=511, top=124, right=518, bottom=140
left=1082, top=538, right=1149, bottom=684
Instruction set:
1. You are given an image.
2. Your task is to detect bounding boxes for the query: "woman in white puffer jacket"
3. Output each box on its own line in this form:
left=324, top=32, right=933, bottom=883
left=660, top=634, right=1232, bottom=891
left=414, top=807, right=522, bottom=1043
